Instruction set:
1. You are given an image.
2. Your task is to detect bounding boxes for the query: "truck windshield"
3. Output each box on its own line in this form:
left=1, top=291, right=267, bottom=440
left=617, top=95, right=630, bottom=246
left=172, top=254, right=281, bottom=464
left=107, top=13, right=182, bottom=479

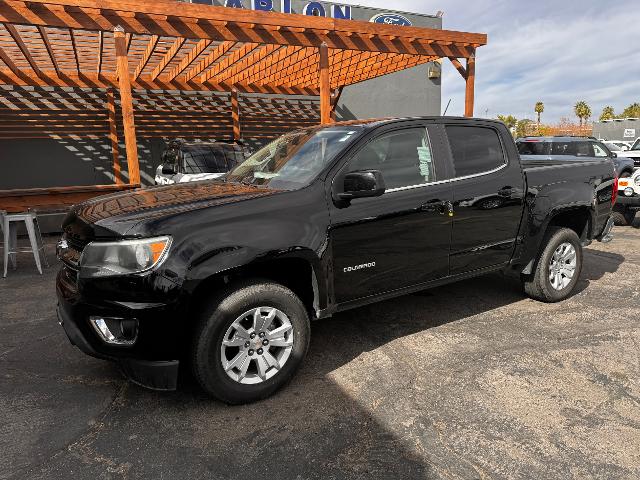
left=224, top=126, right=361, bottom=189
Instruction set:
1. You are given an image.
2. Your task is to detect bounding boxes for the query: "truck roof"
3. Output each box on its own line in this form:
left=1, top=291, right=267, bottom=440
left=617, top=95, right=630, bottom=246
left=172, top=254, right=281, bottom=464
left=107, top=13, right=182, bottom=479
left=519, top=136, right=598, bottom=142
left=330, top=116, right=504, bottom=129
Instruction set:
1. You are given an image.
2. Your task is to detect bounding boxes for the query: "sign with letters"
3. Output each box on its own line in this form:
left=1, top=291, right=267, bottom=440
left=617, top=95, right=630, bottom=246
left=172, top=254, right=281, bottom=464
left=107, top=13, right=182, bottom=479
left=623, top=129, right=636, bottom=138
left=187, top=0, right=435, bottom=27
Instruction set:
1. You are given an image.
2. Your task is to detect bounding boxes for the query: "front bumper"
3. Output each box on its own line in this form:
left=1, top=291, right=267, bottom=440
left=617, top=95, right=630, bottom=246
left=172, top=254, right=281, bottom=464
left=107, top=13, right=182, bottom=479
left=616, top=195, right=640, bottom=208
left=56, top=267, right=184, bottom=390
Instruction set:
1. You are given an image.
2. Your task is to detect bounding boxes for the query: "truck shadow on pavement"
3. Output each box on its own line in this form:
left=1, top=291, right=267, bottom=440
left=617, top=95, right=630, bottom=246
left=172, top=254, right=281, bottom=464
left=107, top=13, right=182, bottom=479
left=0, top=244, right=627, bottom=480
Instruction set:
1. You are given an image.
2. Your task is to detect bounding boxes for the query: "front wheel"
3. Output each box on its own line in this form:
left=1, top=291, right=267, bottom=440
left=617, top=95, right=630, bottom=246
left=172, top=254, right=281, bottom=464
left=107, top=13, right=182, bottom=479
left=523, top=227, right=583, bottom=302
left=192, top=280, right=310, bottom=404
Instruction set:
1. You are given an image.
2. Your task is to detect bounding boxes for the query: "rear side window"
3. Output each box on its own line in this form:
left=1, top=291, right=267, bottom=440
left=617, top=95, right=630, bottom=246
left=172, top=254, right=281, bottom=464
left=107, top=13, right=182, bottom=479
left=182, top=146, right=230, bottom=174
left=517, top=141, right=549, bottom=155
left=446, top=126, right=506, bottom=177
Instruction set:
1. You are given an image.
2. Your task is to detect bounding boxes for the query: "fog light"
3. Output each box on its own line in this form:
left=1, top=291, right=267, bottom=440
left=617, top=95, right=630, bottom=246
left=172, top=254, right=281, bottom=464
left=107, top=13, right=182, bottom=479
left=89, top=316, right=138, bottom=346
left=624, top=187, right=634, bottom=196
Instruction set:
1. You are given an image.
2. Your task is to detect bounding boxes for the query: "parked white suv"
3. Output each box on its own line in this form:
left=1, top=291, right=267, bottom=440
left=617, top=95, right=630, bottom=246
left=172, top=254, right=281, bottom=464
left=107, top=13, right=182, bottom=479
left=614, top=169, right=640, bottom=226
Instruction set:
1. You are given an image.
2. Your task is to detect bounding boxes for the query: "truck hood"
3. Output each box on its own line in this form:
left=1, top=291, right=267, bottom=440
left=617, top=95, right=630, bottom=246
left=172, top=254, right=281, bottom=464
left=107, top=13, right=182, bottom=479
left=63, top=181, right=278, bottom=239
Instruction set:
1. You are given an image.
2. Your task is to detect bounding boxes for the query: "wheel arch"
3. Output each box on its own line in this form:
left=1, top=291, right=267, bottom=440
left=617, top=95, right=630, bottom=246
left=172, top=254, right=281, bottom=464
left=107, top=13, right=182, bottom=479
left=186, top=253, right=325, bottom=322
left=520, top=205, right=591, bottom=275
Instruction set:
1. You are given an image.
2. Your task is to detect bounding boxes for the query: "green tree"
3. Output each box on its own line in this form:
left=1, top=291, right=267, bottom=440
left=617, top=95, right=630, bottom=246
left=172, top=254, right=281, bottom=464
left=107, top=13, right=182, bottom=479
left=620, top=103, right=640, bottom=118
left=534, top=102, right=544, bottom=132
left=599, top=106, right=615, bottom=121
left=497, top=114, right=517, bottom=130
left=515, top=119, right=533, bottom=138
left=574, top=101, right=592, bottom=127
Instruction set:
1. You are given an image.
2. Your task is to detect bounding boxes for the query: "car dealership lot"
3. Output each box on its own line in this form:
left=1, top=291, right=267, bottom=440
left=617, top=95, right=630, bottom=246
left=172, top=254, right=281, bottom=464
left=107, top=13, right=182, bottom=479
left=1, top=223, right=639, bottom=480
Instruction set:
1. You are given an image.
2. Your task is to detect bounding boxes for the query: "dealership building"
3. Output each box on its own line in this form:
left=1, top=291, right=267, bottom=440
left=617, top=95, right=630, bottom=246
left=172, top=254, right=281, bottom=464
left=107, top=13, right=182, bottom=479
left=593, top=118, right=640, bottom=143
left=0, top=0, right=484, bottom=215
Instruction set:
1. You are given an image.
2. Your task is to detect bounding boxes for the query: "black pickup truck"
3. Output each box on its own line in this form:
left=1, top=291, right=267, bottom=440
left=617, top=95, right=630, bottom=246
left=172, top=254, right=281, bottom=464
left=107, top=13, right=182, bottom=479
left=56, top=117, right=617, bottom=404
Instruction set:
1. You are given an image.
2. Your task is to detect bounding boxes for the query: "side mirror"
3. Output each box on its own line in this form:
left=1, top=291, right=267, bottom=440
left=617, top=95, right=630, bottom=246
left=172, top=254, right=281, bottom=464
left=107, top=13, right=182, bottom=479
left=161, top=164, right=176, bottom=175
left=338, top=170, right=386, bottom=201
left=611, top=152, right=618, bottom=158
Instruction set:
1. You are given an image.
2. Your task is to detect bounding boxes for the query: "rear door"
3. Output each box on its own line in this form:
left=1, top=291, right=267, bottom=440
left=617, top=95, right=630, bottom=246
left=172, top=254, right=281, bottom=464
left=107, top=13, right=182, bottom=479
left=329, top=123, right=454, bottom=304
left=444, top=124, right=525, bottom=275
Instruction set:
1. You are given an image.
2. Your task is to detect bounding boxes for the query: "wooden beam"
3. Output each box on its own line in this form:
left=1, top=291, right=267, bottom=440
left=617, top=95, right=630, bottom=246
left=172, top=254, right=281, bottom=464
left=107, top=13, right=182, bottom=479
left=230, top=88, right=240, bottom=141
left=151, top=37, right=185, bottom=80
left=464, top=53, right=475, bottom=117
left=3, top=23, right=41, bottom=74
left=133, top=34, right=159, bottom=80
left=166, top=39, right=209, bottom=81
left=105, top=88, right=122, bottom=184
left=215, top=44, right=280, bottom=84
left=0, top=45, right=23, bottom=78
left=114, top=26, right=139, bottom=186
left=319, top=43, right=330, bottom=125
left=184, top=41, right=233, bottom=82
left=0, top=67, right=321, bottom=95
left=37, top=26, right=59, bottom=74
left=69, top=28, right=80, bottom=73
left=96, top=30, right=103, bottom=74
left=448, top=57, right=467, bottom=78
left=200, top=42, right=258, bottom=83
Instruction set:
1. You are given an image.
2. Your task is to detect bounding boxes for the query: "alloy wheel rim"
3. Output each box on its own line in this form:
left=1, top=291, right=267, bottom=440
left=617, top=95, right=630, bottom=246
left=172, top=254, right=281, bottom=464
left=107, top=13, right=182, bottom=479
left=220, top=307, right=294, bottom=385
left=548, top=242, right=577, bottom=291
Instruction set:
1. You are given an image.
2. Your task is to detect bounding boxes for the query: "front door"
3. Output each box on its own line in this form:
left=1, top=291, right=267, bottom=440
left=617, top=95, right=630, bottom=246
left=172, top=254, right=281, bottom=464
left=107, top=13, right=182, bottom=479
left=329, top=126, right=453, bottom=304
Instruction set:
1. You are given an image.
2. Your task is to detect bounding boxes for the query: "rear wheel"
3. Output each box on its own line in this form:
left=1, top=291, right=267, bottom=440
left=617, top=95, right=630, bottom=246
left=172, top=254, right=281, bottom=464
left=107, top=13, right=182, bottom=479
left=523, top=227, right=583, bottom=302
left=612, top=205, right=636, bottom=226
left=192, top=280, right=310, bottom=404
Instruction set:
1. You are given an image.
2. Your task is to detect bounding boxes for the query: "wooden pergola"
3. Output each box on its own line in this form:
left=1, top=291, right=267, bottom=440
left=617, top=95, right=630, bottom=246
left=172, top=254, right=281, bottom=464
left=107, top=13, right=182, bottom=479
left=0, top=0, right=486, bottom=211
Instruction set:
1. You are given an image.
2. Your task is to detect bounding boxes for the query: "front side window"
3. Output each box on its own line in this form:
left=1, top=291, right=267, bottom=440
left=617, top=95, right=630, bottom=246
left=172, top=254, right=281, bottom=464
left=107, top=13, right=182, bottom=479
left=346, top=128, right=434, bottom=190
left=446, top=126, right=505, bottom=177
left=592, top=142, right=610, bottom=158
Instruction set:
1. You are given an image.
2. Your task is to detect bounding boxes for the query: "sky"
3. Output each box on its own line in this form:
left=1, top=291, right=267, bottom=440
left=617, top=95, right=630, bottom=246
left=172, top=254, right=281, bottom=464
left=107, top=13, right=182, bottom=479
left=340, top=0, right=639, bottom=123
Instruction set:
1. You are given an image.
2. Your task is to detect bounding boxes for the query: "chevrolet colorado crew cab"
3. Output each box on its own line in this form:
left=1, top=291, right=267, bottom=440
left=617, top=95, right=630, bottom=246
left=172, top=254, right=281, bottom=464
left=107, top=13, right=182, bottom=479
left=56, top=117, right=617, bottom=404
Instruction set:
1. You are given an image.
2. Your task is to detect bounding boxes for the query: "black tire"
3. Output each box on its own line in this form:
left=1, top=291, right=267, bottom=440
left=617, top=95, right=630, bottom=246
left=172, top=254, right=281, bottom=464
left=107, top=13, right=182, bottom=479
left=192, top=280, right=310, bottom=404
left=523, top=227, right=583, bottom=303
left=612, top=205, right=636, bottom=226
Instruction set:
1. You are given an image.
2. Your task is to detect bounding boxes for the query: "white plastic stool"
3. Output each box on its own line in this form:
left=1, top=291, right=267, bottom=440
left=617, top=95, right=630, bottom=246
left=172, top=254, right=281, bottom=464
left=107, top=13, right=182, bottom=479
left=2, top=211, right=47, bottom=277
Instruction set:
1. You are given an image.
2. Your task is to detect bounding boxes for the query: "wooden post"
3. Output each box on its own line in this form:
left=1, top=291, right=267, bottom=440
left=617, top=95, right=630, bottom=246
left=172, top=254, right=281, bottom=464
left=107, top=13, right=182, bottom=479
left=464, top=52, right=476, bottom=118
left=105, top=88, right=122, bottom=184
left=319, top=42, right=331, bottom=125
left=114, top=25, right=140, bottom=186
left=231, top=88, right=241, bottom=141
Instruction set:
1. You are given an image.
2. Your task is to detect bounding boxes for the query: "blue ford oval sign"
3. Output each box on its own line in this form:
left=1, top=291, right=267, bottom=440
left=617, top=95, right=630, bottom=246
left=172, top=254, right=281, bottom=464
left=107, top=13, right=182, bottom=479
left=370, top=13, right=413, bottom=26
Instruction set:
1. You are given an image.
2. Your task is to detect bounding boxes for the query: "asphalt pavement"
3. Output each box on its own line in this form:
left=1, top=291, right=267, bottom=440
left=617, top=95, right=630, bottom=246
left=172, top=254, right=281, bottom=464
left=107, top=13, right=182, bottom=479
left=1, top=221, right=639, bottom=480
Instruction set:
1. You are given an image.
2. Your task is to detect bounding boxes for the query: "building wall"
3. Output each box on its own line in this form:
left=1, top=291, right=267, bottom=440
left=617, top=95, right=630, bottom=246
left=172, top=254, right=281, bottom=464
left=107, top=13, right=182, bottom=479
left=593, top=119, right=640, bottom=143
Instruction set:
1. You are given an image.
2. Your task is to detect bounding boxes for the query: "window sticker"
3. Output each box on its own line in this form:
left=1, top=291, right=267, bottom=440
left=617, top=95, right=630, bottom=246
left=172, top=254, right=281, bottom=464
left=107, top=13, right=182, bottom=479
left=417, top=143, right=432, bottom=182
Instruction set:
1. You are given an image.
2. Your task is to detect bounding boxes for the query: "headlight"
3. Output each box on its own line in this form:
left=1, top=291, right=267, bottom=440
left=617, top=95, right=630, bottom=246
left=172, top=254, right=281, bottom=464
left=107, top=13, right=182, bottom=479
left=79, top=236, right=171, bottom=278
left=624, top=187, right=634, bottom=197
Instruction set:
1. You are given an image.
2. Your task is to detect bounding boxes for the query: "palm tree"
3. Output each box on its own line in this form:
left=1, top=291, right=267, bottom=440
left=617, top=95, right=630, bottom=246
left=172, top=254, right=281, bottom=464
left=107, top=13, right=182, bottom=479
left=497, top=114, right=517, bottom=130
left=599, top=106, right=615, bottom=121
left=534, top=102, right=544, bottom=132
left=574, top=101, right=592, bottom=129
